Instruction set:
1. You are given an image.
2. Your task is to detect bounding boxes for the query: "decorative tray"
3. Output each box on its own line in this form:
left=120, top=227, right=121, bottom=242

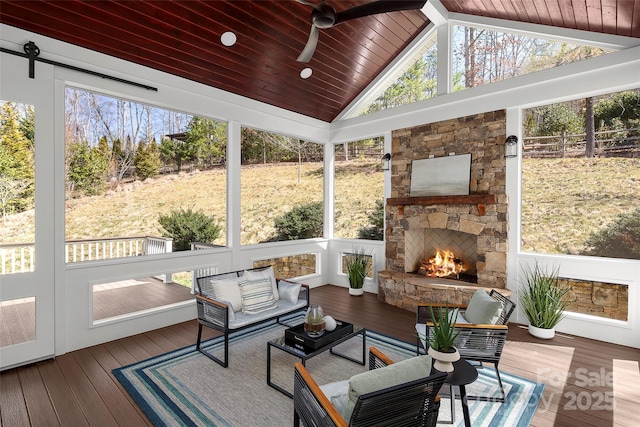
left=284, top=320, right=354, bottom=351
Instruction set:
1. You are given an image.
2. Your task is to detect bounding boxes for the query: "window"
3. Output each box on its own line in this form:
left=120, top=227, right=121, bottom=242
left=349, top=32, right=437, bottom=118
left=64, top=87, right=227, bottom=263
left=521, top=89, right=640, bottom=260
left=240, top=127, right=323, bottom=245
left=452, top=25, right=610, bottom=91
left=334, top=137, right=384, bottom=240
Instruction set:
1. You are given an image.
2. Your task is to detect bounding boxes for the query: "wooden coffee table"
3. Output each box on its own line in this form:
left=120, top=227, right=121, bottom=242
left=267, top=321, right=366, bottom=398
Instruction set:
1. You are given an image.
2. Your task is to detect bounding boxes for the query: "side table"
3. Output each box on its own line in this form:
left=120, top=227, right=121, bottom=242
left=433, top=358, right=478, bottom=427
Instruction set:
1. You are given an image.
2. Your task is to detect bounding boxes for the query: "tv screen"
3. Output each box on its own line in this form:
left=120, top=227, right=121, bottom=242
left=409, top=154, right=471, bottom=197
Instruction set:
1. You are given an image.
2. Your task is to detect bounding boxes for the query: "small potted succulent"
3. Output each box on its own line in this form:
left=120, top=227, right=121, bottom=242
left=426, top=304, right=460, bottom=372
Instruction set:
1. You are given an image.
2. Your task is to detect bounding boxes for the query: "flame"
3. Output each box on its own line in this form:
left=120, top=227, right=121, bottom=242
left=422, top=249, right=467, bottom=278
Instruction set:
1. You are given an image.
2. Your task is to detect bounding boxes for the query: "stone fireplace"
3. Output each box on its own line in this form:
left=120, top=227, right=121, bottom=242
left=379, top=110, right=511, bottom=311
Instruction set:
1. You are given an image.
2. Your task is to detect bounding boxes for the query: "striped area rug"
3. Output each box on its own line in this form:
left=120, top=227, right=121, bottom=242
left=113, top=317, right=544, bottom=426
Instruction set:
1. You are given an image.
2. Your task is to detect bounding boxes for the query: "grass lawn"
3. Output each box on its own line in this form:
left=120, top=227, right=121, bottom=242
left=2, top=157, right=637, bottom=258
left=521, top=157, right=640, bottom=255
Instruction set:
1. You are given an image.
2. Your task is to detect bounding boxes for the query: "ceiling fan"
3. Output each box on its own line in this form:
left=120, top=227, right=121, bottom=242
left=296, top=0, right=427, bottom=63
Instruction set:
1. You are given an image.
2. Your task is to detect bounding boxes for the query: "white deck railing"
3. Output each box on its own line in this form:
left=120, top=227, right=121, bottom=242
left=1, top=236, right=173, bottom=276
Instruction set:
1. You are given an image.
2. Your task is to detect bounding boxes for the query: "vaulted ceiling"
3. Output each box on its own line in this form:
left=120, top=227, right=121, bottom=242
left=1, top=1, right=638, bottom=123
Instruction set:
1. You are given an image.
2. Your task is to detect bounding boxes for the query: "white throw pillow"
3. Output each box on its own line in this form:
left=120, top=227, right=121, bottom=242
left=244, top=266, right=279, bottom=301
left=239, top=277, right=277, bottom=314
left=208, top=277, right=243, bottom=312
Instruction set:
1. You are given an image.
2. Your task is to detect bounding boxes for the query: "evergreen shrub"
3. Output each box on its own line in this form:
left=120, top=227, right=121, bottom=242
left=158, top=208, right=222, bottom=251
left=582, top=209, right=640, bottom=259
left=274, top=201, right=323, bottom=241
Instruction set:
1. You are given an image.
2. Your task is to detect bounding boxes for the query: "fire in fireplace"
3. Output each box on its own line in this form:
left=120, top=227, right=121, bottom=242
left=418, top=249, right=467, bottom=278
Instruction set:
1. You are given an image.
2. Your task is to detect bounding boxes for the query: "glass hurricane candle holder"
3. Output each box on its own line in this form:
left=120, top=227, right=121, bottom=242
left=304, top=305, right=325, bottom=338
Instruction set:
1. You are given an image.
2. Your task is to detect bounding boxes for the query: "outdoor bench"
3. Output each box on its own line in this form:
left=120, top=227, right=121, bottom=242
left=195, top=266, right=309, bottom=367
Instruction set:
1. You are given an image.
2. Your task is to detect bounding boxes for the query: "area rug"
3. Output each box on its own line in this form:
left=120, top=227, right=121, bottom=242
left=114, top=317, right=544, bottom=427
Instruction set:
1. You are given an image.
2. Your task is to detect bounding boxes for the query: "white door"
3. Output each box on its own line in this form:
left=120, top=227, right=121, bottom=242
left=0, top=51, right=56, bottom=370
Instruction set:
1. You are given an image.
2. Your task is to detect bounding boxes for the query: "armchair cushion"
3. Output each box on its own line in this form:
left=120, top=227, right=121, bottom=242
left=278, top=280, right=302, bottom=304
left=319, top=379, right=349, bottom=416
left=239, top=277, right=277, bottom=314
left=244, top=266, right=279, bottom=301
left=206, top=277, right=243, bottom=312
left=463, top=289, right=502, bottom=324
left=343, top=355, right=432, bottom=421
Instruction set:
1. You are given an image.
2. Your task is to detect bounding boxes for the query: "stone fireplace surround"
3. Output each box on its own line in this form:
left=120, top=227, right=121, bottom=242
left=379, top=110, right=511, bottom=312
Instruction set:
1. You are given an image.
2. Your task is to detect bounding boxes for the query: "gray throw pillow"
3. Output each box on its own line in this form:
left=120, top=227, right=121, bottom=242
left=278, top=280, right=301, bottom=304
left=463, top=289, right=502, bottom=324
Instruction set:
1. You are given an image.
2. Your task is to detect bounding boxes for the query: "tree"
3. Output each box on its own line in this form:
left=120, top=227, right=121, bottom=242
left=529, top=102, right=584, bottom=137
left=585, top=97, right=595, bottom=158
left=19, top=105, right=35, bottom=150
left=594, top=90, right=640, bottom=140
left=160, top=135, right=198, bottom=172
left=357, top=199, right=385, bottom=240
left=0, top=176, right=29, bottom=225
left=242, top=128, right=320, bottom=182
left=134, top=139, right=162, bottom=180
left=67, top=141, right=108, bottom=196
left=0, top=101, right=34, bottom=212
left=183, top=116, right=227, bottom=168
left=365, top=57, right=436, bottom=114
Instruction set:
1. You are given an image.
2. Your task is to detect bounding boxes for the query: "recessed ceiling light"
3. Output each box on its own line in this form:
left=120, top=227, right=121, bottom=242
left=300, top=68, right=312, bottom=79
left=221, top=32, right=237, bottom=47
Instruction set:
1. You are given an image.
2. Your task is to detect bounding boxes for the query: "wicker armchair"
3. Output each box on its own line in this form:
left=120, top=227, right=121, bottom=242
left=293, top=347, right=447, bottom=427
left=415, top=290, right=515, bottom=402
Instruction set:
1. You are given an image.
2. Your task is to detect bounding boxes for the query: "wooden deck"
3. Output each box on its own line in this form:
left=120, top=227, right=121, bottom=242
left=0, top=278, right=194, bottom=347
left=1, top=284, right=638, bottom=426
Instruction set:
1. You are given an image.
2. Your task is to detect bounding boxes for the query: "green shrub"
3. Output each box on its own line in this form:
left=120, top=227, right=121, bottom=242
left=274, top=201, right=323, bottom=241
left=134, top=140, right=162, bottom=180
left=68, top=141, right=108, bottom=196
left=158, top=208, right=222, bottom=251
left=581, top=209, right=640, bottom=259
left=357, top=198, right=385, bottom=240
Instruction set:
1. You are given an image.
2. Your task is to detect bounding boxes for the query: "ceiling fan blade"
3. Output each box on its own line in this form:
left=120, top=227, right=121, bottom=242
left=296, top=0, right=322, bottom=8
left=297, top=25, right=320, bottom=62
left=335, top=0, right=426, bottom=24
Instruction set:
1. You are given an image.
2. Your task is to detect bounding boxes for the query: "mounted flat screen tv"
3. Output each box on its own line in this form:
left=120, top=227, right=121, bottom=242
left=410, top=154, right=471, bottom=197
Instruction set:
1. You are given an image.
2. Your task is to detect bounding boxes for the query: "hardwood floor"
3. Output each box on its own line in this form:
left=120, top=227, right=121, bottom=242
left=1, top=278, right=194, bottom=347
left=1, top=285, right=638, bottom=426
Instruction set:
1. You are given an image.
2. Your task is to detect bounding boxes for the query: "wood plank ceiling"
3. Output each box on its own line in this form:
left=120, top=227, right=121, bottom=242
left=1, top=1, right=638, bottom=122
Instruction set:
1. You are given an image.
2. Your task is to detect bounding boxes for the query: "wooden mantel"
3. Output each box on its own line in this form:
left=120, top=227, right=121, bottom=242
left=386, top=194, right=497, bottom=216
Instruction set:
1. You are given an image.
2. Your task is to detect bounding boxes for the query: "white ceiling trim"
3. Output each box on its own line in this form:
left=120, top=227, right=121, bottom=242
left=421, top=0, right=449, bottom=27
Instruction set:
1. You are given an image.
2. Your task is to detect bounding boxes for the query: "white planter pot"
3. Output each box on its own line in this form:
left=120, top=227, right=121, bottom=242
left=349, top=287, right=364, bottom=296
left=528, top=324, right=555, bottom=339
left=428, top=346, right=460, bottom=372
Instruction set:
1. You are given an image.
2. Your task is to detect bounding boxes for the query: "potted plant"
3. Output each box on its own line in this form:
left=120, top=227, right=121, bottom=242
left=426, top=304, right=460, bottom=372
left=519, top=262, right=571, bottom=339
left=345, top=247, right=370, bottom=296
